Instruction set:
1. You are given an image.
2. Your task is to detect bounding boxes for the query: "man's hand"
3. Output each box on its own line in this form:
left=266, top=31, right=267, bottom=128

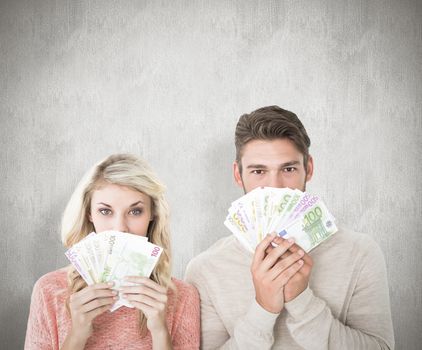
left=251, top=233, right=305, bottom=313
left=283, top=243, right=312, bottom=302
left=266, top=236, right=313, bottom=303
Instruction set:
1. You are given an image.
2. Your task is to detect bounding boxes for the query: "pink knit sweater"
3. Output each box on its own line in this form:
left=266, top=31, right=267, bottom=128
left=25, top=268, right=200, bottom=349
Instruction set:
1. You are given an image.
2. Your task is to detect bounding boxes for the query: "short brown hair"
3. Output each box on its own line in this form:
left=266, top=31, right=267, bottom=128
left=235, top=105, right=311, bottom=173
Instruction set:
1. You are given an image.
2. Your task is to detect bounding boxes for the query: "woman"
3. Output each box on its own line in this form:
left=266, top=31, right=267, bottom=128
left=25, top=154, right=200, bottom=349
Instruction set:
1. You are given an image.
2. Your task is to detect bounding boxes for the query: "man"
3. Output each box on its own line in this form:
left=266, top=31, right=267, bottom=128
left=185, top=106, right=394, bottom=349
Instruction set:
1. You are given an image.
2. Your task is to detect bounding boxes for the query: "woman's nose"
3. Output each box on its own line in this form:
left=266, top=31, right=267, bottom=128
left=113, top=216, right=129, bottom=233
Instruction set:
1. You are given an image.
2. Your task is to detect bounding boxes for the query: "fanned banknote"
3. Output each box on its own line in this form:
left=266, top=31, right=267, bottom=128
left=224, top=187, right=337, bottom=253
left=65, top=230, right=163, bottom=312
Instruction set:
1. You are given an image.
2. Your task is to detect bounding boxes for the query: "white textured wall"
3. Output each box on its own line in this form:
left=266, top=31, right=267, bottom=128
left=1, top=0, right=421, bottom=348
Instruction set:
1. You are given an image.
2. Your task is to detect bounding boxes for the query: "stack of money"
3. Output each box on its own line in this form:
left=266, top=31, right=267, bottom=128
left=224, top=187, right=338, bottom=253
left=65, top=231, right=163, bottom=311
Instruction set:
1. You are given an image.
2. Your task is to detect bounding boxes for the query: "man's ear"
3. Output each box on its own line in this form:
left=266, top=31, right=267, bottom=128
left=233, top=161, right=244, bottom=188
left=305, top=155, right=314, bottom=182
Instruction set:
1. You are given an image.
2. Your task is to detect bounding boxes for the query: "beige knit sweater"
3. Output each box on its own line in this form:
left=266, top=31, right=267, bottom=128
left=185, top=228, right=394, bottom=349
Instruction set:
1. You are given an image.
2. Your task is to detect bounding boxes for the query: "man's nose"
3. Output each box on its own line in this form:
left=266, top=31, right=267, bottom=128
left=267, top=173, right=284, bottom=189
left=113, top=215, right=129, bottom=233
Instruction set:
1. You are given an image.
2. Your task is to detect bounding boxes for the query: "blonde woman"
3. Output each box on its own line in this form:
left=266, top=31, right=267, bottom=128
left=25, top=154, right=200, bottom=349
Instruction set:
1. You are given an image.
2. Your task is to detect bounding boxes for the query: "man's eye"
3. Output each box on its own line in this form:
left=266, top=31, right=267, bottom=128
left=130, top=208, right=143, bottom=215
left=99, top=208, right=112, bottom=215
left=251, top=170, right=265, bottom=175
left=283, top=167, right=296, bottom=173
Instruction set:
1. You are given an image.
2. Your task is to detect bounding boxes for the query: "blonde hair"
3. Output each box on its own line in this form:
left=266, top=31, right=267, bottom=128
left=61, top=153, right=173, bottom=334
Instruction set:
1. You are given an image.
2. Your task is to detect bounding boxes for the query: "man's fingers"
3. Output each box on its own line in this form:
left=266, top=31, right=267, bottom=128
left=265, top=246, right=273, bottom=255
left=287, top=244, right=312, bottom=266
left=252, top=233, right=277, bottom=268
left=264, top=238, right=311, bottom=264
left=265, top=236, right=296, bottom=255
left=272, top=236, right=286, bottom=245
left=287, top=243, right=301, bottom=253
left=301, top=251, right=313, bottom=266
left=274, top=260, right=305, bottom=287
left=260, top=238, right=295, bottom=272
left=281, top=250, right=291, bottom=259
left=268, top=249, right=304, bottom=280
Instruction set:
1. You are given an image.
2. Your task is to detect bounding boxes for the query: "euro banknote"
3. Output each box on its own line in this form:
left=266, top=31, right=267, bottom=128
left=65, top=230, right=162, bottom=311
left=224, top=187, right=338, bottom=253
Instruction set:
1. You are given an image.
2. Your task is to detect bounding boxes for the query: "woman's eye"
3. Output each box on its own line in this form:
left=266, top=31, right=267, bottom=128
left=99, top=208, right=112, bottom=215
left=130, top=208, right=143, bottom=215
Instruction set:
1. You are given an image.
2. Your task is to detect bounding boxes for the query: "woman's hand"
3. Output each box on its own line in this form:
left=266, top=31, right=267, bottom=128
left=62, top=282, right=117, bottom=350
left=121, top=276, right=172, bottom=347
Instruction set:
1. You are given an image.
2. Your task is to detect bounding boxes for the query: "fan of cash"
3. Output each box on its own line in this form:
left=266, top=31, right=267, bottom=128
left=65, top=230, right=163, bottom=311
left=224, top=187, right=338, bottom=253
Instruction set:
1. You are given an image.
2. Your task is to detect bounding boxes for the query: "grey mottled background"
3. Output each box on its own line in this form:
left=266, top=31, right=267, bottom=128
left=1, top=0, right=421, bottom=348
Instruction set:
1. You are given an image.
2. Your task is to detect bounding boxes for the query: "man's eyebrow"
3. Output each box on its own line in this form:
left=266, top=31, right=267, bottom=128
left=246, top=161, right=301, bottom=169
left=246, top=164, right=269, bottom=169
left=279, top=161, right=301, bottom=168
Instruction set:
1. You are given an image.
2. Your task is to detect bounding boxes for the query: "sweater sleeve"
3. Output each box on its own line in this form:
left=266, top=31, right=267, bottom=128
left=284, top=240, right=394, bottom=350
left=24, top=278, right=56, bottom=350
left=185, top=260, right=278, bottom=350
left=172, top=283, right=201, bottom=350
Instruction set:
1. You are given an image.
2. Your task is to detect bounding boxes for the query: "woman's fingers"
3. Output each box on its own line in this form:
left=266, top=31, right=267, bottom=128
left=80, top=295, right=117, bottom=313
left=128, top=300, right=155, bottom=314
left=120, top=278, right=168, bottom=319
left=123, top=276, right=167, bottom=294
left=120, top=284, right=167, bottom=303
left=84, top=303, right=115, bottom=322
left=68, top=282, right=118, bottom=336
left=71, top=282, right=115, bottom=306
left=123, top=292, right=166, bottom=311
left=121, top=277, right=168, bottom=309
left=80, top=282, right=114, bottom=295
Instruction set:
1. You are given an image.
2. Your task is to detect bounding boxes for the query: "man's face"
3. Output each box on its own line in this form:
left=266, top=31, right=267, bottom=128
left=233, top=139, right=313, bottom=193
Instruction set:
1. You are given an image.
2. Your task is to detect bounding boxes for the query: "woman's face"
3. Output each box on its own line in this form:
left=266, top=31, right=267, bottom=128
left=89, top=183, right=153, bottom=236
